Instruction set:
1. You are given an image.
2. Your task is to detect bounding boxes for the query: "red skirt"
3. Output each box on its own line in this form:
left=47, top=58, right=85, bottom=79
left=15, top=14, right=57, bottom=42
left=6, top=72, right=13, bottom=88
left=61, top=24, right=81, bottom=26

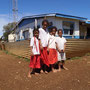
left=40, top=47, right=49, bottom=67
left=48, top=49, right=57, bottom=64
left=29, top=55, right=41, bottom=69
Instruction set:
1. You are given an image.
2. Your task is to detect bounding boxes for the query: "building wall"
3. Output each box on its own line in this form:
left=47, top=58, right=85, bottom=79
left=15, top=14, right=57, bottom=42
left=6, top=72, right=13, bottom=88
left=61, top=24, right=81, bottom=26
left=15, top=19, right=35, bottom=41
left=46, top=17, right=80, bottom=38
left=15, top=16, right=80, bottom=41
left=45, top=17, right=63, bottom=29
left=74, top=21, right=80, bottom=38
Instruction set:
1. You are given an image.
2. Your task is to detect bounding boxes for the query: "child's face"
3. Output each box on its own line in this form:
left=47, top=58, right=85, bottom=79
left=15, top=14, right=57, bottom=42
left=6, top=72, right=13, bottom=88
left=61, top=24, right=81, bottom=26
left=42, top=22, right=48, bottom=30
left=52, top=28, right=56, bottom=36
left=58, top=30, right=63, bottom=37
left=49, top=32, right=52, bottom=35
left=34, top=31, right=39, bottom=38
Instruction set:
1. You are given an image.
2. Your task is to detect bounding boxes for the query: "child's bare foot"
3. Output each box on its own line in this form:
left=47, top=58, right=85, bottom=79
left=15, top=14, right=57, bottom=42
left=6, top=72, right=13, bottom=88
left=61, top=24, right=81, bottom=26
left=35, top=73, right=39, bottom=75
left=40, top=70, right=44, bottom=74
left=28, top=74, right=31, bottom=78
left=52, top=69, right=57, bottom=73
left=45, top=71, right=48, bottom=74
left=57, top=68, right=61, bottom=72
left=63, top=66, right=68, bottom=70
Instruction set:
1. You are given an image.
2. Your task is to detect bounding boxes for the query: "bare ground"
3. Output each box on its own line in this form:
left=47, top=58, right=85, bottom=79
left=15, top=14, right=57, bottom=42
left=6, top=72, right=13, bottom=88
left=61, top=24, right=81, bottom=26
left=0, top=50, right=90, bottom=90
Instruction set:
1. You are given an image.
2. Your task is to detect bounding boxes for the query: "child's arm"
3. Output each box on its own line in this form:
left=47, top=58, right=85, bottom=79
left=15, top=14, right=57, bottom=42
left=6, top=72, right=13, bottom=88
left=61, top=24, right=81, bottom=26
left=30, top=46, right=34, bottom=56
left=47, top=44, right=49, bottom=54
left=47, top=36, right=50, bottom=52
left=56, top=42, right=61, bottom=53
left=39, top=39, right=43, bottom=51
left=30, top=38, right=34, bottom=56
left=63, top=43, right=66, bottom=52
left=47, top=46, right=49, bottom=53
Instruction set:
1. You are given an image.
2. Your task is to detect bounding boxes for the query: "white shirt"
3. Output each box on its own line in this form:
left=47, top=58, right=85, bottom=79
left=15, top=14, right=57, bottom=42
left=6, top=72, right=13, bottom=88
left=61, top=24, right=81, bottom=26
left=56, top=37, right=67, bottom=50
left=48, top=34, right=56, bottom=49
left=30, top=37, right=40, bottom=55
left=39, top=28, right=48, bottom=47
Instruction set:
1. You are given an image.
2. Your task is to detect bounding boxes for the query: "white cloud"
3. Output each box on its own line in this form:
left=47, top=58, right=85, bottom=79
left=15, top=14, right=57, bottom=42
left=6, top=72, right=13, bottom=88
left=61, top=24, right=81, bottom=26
left=0, top=13, right=35, bottom=37
left=0, top=14, right=10, bottom=36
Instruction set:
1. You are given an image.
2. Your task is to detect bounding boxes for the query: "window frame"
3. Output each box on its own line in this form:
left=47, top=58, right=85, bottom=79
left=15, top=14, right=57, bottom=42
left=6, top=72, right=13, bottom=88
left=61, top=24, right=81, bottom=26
left=63, top=21, right=75, bottom=36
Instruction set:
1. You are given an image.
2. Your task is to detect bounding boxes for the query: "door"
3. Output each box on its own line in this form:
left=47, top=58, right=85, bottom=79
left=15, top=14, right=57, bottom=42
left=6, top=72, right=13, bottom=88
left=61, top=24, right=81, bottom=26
left=87, top=28, right=90, bottom=38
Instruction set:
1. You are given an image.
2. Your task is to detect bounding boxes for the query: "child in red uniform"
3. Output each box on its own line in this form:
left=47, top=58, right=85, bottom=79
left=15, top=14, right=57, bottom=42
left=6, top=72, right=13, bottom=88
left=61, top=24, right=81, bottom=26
left=28, top=29, right=42, bottom=78
left=39, top=20, right=50, bottom=73
left=48, top=26, right=58, bottom=73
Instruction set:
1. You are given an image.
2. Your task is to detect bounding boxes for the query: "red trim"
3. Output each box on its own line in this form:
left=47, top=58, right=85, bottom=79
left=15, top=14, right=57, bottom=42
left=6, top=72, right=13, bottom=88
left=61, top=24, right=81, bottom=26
left=34, top=37, right=38, bottom=52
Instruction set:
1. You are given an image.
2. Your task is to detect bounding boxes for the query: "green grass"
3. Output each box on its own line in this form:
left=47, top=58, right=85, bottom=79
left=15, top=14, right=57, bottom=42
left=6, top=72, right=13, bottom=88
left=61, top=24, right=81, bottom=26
left=71, top=57, right=81, bottom=60
left=67, top=56, right=81, bottom=60
left=85, top=53, right=90, bottom=56
left=15, top=55, right=30, bottom=62
left=24, top=58, right=30, bottom=62
left=17, top=56, right=22, bottom=59
left=3, top=50, right=9, bottom=54
left=2, top=50, right=30, bottom=62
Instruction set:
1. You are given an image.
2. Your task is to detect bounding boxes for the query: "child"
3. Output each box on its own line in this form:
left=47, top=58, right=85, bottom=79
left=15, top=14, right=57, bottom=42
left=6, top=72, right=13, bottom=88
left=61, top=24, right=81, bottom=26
left=39, top=20, right=50, bottom=73
left=56, top=29, right=68, bottom=71
left=28, top=29, right=42, bottom=78
left=48, top=26, right=58, bottom=73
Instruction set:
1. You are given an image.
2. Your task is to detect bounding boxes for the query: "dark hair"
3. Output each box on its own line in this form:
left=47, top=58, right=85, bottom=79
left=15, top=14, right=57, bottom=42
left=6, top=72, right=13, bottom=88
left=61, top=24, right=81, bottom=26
left=33, top=28, right=39, bottom=35
left=58, top=29, right=63, bottom=34
left=42, top=19, right=49, bottom=25
left=33, top=25, right=40, bottom=30
left=51, top=26, right=57, bottom=31
left=48, top=27, right=52, bottom=33
left=48, top=26, right=57, bottom=33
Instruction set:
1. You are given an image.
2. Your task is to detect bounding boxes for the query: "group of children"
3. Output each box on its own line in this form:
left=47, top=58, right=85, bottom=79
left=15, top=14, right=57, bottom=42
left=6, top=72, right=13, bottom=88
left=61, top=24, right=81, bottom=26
left=28, top=20, right=68, bottom=78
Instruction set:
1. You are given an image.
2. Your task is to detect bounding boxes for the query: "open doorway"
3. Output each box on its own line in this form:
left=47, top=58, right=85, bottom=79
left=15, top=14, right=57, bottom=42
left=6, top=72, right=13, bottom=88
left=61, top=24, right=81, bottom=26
left=87, top=28, right=90, bottom=38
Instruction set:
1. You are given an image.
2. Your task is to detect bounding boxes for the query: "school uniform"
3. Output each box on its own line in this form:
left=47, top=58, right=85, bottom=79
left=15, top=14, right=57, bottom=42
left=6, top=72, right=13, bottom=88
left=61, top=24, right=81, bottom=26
left=29, top=37, right=41, bottom=69
left=56, top=37, right=67, bottom=61
left=39, top=28, right=48, bottom=47
left=39, top=28, right=49, bottom=66
left=48, top=35, right=57, bottom=64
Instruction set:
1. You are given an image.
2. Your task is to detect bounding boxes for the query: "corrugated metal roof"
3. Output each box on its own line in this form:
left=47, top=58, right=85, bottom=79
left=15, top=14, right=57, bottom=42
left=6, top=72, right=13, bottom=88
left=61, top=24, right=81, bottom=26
left=56, top=13, right=87, bottom=21
left=22, top=13, right=87, bottom=21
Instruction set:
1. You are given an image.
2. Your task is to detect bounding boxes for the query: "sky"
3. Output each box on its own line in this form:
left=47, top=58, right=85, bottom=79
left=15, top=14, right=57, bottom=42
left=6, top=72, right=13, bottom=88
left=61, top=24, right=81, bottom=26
left=0, top=0, right=90, bottom=36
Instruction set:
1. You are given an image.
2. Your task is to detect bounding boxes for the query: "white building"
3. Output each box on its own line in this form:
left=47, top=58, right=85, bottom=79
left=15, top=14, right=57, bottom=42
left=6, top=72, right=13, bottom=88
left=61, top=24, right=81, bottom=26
left=11, top=13, right=90, bottom=41
left=8, top=34, right=16, bottom=42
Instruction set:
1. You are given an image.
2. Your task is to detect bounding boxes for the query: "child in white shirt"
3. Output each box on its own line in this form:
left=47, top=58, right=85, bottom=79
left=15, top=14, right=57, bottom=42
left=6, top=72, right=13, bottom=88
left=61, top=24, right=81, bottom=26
left=56, top=29, right=68, bottom=71
left=28, top=29, right=42, bottom=78
left=39, top=20, right=49, bottom=73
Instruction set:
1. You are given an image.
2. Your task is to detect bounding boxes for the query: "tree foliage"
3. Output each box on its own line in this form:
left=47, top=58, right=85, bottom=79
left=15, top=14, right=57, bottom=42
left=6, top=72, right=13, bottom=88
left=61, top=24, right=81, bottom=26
left=3, top=22, right=17, bottom=41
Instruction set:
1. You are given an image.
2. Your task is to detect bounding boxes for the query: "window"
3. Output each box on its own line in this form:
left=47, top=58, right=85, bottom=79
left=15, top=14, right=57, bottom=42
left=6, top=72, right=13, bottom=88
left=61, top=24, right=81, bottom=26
left=63, top=21, right=74, bottom=35
left=64, top=29, right=69, bottom=35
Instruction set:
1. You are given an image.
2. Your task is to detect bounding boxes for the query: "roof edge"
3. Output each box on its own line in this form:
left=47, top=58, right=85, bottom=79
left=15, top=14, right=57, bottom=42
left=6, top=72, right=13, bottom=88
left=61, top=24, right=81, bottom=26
left=12, top=13, right=88, bottom=31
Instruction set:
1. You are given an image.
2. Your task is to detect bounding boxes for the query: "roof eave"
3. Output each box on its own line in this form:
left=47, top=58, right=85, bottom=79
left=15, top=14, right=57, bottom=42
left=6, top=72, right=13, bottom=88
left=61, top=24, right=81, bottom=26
left=12, top=13, right=87, bottom=31
left=56, top=14, right=87, bottom=21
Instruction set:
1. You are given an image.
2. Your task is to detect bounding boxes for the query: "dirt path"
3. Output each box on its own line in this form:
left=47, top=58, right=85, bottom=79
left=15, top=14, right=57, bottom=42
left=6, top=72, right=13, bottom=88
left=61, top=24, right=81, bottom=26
left=0, top=50, right=90, bottom=90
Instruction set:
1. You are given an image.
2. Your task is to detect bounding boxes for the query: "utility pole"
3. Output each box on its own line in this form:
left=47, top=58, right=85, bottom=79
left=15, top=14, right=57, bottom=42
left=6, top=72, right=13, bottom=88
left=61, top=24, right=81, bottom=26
left=12, top=0, right=18, bottom=22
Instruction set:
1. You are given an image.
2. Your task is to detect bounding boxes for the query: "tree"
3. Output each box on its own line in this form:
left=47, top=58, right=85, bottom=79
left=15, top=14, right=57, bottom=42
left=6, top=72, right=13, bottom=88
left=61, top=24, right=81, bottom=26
left=3, top=22, right=17, bottom=41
